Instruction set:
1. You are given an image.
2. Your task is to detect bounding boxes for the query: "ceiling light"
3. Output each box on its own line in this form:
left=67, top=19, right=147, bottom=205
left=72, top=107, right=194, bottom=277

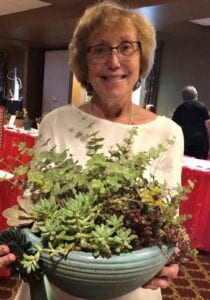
left=0, top=0, right=51, bottom=16
left=190, top=18, right=210, bottom=26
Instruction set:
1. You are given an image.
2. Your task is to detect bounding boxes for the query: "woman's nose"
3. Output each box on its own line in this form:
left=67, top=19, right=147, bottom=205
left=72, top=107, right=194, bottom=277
left=105, top=49, right=121, bottom=68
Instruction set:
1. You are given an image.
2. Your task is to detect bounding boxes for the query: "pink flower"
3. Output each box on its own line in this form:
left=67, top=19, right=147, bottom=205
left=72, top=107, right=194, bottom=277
left=52, top=96, right=59, bottom=104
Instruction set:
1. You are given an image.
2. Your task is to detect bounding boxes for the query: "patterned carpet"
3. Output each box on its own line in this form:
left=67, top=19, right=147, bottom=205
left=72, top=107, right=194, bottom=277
left=162, top=252, right=210, bottom=300
left=0, top=276, right=20, bottom=300
left=0, top=253, right=209, bottom=300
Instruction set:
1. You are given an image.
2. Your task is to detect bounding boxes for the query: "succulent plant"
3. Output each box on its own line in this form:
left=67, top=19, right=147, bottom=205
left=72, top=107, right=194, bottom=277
left=0, top=127, right=196, bottom=280
left=3, top=195, right=34, bottom=227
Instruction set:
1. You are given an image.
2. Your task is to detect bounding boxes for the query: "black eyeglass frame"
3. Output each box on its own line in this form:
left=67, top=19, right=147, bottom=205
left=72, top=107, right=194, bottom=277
left=86, top=41, right=141, bottom=63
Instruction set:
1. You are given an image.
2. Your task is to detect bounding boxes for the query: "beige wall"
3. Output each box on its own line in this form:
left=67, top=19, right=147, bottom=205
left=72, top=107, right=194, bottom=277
left=42, top=50, right=70, bottom=114
left=156, top=41, right=210, bottom=117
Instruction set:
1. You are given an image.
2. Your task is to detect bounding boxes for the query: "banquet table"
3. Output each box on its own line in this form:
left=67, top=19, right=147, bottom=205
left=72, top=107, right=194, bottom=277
left=0, top=128, right=37, bottom=231
left=180, top=156, right=210, bottom=253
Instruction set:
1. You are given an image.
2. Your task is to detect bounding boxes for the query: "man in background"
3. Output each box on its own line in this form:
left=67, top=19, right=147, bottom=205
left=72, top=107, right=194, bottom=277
left=172, top=85, right=209, bottom=159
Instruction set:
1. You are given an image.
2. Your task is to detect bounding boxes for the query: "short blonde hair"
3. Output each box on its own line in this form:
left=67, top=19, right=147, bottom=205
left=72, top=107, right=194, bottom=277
left=69, top=0, right=156, bottom=90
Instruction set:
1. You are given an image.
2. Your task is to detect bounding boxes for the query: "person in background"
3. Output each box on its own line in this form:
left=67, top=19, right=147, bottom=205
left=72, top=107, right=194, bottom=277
left=172, top=85, right=209, bottom=160
left=0, top=1, right=183, bottom=299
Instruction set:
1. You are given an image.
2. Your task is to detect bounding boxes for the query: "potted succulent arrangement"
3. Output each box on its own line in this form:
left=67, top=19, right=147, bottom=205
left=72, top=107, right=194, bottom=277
left=14, top=110, right=24, bottom=128
left=15, top=108, right=32, bottom=130
left=0, top=128, right=195, bottom=299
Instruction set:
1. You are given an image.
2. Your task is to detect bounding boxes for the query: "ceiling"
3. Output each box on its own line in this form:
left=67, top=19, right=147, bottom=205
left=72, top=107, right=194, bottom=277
left=0, top=0, right=210, bottom=50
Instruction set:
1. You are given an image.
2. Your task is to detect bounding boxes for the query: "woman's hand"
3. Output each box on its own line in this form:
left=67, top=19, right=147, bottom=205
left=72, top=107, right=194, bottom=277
left=143, top=263, right=179, bottom=290
left=143, top=247, right=180, bottom=290
left=0, top=245, right=16, bottom=268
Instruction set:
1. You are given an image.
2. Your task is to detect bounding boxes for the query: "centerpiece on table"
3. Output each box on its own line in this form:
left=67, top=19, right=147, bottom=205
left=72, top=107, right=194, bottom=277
left=0, top=128, right=195, bottom=299
left=15, top=108, right=32, bottom=130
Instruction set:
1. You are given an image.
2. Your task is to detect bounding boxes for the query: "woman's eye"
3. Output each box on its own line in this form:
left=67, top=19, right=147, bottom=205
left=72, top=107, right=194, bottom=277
left=94, top=46, right=107, bottom=55
left=120, top=43, right=132, bottom=53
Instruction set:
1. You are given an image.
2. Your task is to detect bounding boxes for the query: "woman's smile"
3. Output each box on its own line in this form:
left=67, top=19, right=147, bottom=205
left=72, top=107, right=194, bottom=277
left=100, top=74, right=128, bottom=81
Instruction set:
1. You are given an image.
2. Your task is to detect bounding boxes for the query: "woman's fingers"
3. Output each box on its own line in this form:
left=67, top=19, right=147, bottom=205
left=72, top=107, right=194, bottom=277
left=143, top=263, right=179, bottom=290
left=0, top=245, right=16, bottom=268
left=157, top=263, right=179, bottom=280
left=0, top=245, right=10, bottom=256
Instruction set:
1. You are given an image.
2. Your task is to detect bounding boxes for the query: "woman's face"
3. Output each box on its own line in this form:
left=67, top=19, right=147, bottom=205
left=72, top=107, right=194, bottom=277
left=86, top=19, right=140, bottom=103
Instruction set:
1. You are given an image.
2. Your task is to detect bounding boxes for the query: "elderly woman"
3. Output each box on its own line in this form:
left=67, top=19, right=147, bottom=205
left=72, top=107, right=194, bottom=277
left=1, top=1, right=183, bottom=299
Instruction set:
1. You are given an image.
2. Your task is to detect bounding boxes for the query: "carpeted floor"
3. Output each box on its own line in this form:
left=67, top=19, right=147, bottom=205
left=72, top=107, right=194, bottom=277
left=0, top=276, right=20, bottom=300
left=0, top=253, right=209, bottom=300
left=162, top=252, right=210, bottom=299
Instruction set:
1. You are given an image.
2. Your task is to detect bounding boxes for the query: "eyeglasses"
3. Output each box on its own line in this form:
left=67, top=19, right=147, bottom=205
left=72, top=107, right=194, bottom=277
left=86, top=41, right=140, bottom=64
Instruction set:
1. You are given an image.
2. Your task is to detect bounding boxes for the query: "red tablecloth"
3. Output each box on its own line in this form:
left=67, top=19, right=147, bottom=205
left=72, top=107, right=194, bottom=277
left=0, top=129, right=36, bottom=231
left=180, top=166, right=210, bottom=252
left=0, top=129, right=35, bottom=169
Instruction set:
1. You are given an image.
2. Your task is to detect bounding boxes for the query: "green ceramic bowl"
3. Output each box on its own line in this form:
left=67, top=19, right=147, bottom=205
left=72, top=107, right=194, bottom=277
left=40, top=245, right=174, bottom=299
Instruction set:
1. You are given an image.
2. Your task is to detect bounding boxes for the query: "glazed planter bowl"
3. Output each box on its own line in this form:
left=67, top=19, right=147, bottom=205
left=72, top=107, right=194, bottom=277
left=40, top=245, right=174, bottom=299
left=23, top=229, right=174, bottom=299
